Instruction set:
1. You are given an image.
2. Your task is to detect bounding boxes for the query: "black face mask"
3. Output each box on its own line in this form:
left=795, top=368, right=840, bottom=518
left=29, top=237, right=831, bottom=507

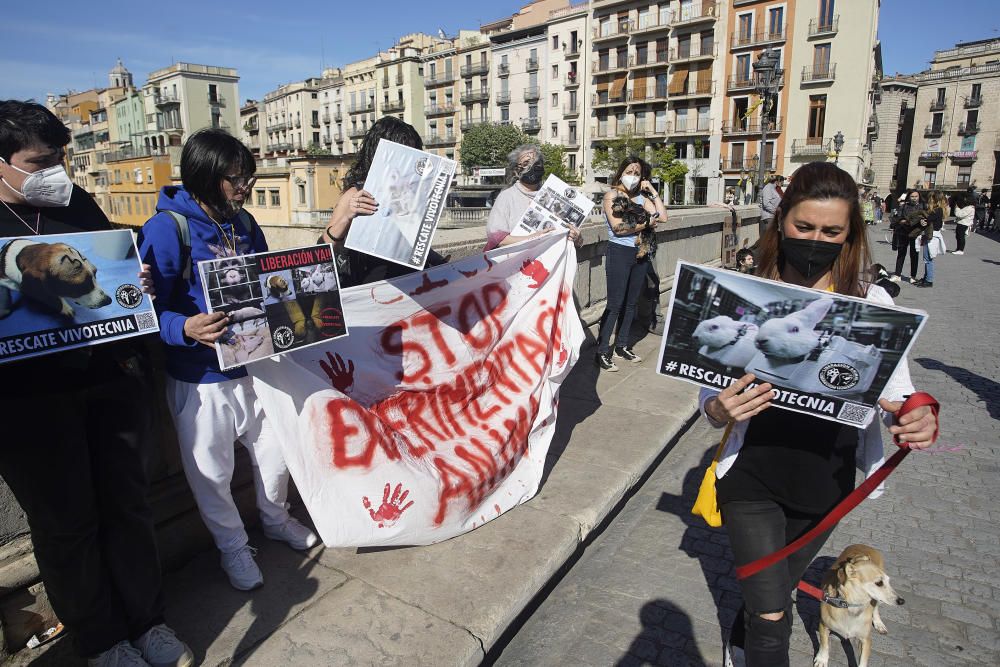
left=519, top=161, right=544, bottom=186
left=781, top=238, right=843, bottom=279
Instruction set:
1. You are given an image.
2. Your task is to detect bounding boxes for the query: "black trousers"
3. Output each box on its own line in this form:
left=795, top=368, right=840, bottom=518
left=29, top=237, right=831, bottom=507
left=894, top=233, right=919, bottom=278
left=0, top=364, right=165, bottom=657
left=722, top=499, right=835, bottom=667
left=956, top=224, right=967, bottom=252
left=597, top=242, right=646, bottom=355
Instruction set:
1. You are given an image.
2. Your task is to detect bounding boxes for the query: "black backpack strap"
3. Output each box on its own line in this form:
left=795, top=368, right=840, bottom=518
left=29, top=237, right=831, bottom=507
left=162, top=210, right=192, bottom=281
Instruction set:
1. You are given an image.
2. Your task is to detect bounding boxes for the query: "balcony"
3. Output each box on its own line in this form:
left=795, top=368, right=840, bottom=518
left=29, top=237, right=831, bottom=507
left=495, top=91, right=511, bottom=105
left=590, top=125, right=617, bottom=140
left=958, top=121, right=981, bottom=135
left=321, top=134, right=332, bottom=145
left=722, top=117, right=783, bottom=136
left=722, top=158, right=753, bottom=172
left=563, top=135, right=580, bottom=148
left=564, top=72, right=581, bottom=88
left=790, top=138, right=832, bottom=156
left=964, top=95, right=983, bottom=108
left=671, top=45, right=717, bottom=62
left=322, top=112, right=331, bottom=123
left=461, top=62, right=490, bottom=77
left=396, top=74, right=404, bottom=85
left=950, top=150, right=978, bottom=163
left=802, top=64, right=836, bottom=84
left=630, top=17, right=670, bottom=36
left=293, top=118, right=302, bottom=128
left=154, top=92, right=180, bottom=107
left=592, top=93, right=628, bottom=108
left=564, top=45, right=581, bottom=59
left=521, top=118, right=541, bottom=133
left=924, top=124, right=944, bottom=137
left=348, top=127, right=368, bottom=139
left=460, top=118, right=488, bottom=131
left=523, top=86, right=541, bottom=102
left=334, top=111, right=343, bottom=122
left=918, top=151, right=944, bottom=164
left=425, top=103, right=456, bottom=117
left=563, top=103, right=580, bottom=117
left=670, top=80, right=716, bottom=99
left=592, top=21, right=630, bottom=43
left=207, top=94, right=226, bottom=107
left=271, top=142, right=292, bottom=152
left=525, top=58, right=539, bottom=72
left=310, top=117, right=321, bottom=128
left=727, top=75, right=755, bottom=93
left=808, top=15, right=839, bottom=37
left=670, top=120, right=712, bottom=135
left=670, top=2, right=717, bottom=26
left=266, top=122, right=287, bottom=132
left=332, top=132, right=344, bottom=143
left=349, top=102, right=374, bottom=114
left=592, top=58, right=629, bottom=75
left=632, top=124, right=667, bottom=138
left=426, top=72, right=457, bottom=86
left=461, top=88, right=490, bottom=104
left=497, top=63, right=510, bottom=77
left=929, top=99, right=947, bottom=112
left=383, top=99, right=406, bottom=113
left=629, top=52, right=670, bottom=70
left=730, top=28, right=786, bottom=50
left=628, top=87, right=669, bottom=104
left=381, top=78, right=390, bottom=89
left=425, top=132, right=457, bottom=147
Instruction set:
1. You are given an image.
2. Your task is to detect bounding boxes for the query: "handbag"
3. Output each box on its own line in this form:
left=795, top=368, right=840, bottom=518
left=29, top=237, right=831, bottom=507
left=690, top=420, right=736, bottom=528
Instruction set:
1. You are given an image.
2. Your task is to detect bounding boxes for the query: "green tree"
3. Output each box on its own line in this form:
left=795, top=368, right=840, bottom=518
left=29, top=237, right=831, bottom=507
left=649, top=144, right=688, bottom=190
left=534, top=142, right=582, bottom=185
left=458, top=123, right=528, bottom=174
left=306, top=142, right=332, bottom=157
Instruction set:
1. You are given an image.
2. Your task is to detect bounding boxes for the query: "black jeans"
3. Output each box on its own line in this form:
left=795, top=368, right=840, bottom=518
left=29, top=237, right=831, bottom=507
left=722, top=499, right=836, bottom=667
left=598, top=242, right=646, bottom=355
left=0, top=364, right=165, bottom=657
left=893, top=233, right=919, bottom=278
left=956, top=224, right=967, bottom=252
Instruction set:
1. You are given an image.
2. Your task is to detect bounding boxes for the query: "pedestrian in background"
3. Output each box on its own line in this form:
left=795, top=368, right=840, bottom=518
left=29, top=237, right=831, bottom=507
left=952, top=191, right=974, bottom=255
left=915, top=190, right=948, bottom=288
left=758, top=174, right=783, bottom=238
left=861, top=190, right=875, bottom=226
left=890, top=190, right=924, bottom=282
left=873, top=190, right=884, bottom=224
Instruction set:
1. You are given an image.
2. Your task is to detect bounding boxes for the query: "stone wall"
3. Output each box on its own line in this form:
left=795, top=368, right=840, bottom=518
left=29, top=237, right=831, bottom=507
left=0, top=205, right=760, bottom=655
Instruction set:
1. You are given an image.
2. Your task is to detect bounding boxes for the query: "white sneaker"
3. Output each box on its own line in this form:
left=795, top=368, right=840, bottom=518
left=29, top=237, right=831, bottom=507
left=132, top=625, right=193, bottom=667
left=888, top=274, right=902, bottom=282
left=220, top=545, right=263, bottom=591
left=953, top=250, right=964, bottom=255
left=88, top=640, right=150, bottom=667
left=262, top=517, right=320, bottom=551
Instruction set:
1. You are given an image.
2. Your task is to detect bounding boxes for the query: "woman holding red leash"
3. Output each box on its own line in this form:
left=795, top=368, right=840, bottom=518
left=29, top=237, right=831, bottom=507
left=699, top=162, right=940, bottom=667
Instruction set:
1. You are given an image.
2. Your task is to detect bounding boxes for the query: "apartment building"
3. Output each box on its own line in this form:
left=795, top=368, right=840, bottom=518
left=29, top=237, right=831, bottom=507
left=106, top=150, right=177, bottom=227
left=490, top=25, right=549, bottom=147
left=342, top=56, right=380, bottom=154
left=262, top=78, right=324, bottom=158
left=907, top=38, right=1000, bottom=194
left=547, top=4, right=590, bottom=181
left=379, top=34, right=443, bottom=144
left=869, top=75, right=916, bottom=196
left=317, top=71, right=347, bottom=157
left=142, top=63, right=240, bottom=152
left=240, top=99, right=263, bottom=158
left=453, top=33, right=493, bottom=163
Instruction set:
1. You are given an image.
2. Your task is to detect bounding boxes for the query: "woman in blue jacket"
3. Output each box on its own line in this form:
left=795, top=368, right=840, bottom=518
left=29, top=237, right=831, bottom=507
left=138, top=129, right=317, bottom=592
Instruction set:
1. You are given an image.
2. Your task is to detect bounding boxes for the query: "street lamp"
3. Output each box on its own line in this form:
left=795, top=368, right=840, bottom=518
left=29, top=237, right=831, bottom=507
left=833, top=130, right=845, bottom=165
left=752, top=47, right=783, bottom=202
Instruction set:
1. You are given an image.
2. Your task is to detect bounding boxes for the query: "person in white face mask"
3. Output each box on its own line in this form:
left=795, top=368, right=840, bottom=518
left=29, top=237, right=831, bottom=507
left=0, top=100, right=193, bottom=667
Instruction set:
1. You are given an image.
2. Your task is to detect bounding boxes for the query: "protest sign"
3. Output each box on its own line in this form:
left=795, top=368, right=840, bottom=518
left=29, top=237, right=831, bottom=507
left=0, top=229, right=158, bottom=364
left=250, top=233, right=582, bottom=547
left=510, top=174, right=591, bottom=237
left=657, top=261, right=927, bottom=427
left=344, top=140, right=456, bottom=270
left=199, top=244, right=347, bottom=370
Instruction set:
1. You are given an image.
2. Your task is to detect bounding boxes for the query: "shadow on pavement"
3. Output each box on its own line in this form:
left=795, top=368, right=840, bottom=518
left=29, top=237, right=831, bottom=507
left=615, top=598, right=706, bottom=667
left=914, top=357, right=1000, bottom=419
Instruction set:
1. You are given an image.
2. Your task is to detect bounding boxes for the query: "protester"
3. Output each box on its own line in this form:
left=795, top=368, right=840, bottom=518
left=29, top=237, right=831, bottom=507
left=872, top=190, right=884, bottom=224
left=952, top=191, right=974, bottom=255
left=758, top=174, right=783, bottom=238
left=483, top=144, right=581, bottom=251
left=595, top=156, right=667, bottom=371
left=890, top=190, right=925, bottom=282
left=735, top=248, right=755, bottom=274
left=0, top=100, right=193, bottom=667
left=915, top=190, right=947, bottom=287
left=973, top=187, right=988, bottom=233
left=702, top=161, right=940, bottom=667
left=139, top=129, right=318, bottom=593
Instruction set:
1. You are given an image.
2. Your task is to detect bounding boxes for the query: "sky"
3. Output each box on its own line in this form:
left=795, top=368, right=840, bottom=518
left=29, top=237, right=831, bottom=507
left=2, top=0, right=999, bottom=104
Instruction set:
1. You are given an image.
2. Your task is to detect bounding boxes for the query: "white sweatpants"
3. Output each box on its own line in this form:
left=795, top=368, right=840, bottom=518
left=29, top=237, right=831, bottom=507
left=167, top=376, right=291, bottom=553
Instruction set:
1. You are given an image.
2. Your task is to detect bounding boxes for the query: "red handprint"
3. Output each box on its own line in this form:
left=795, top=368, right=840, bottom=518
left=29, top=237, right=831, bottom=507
left=520, top=259, right=549, bottom=289
left=362, top=482, right=414, bottom=528
left=319, top=351, right=355, bottom=393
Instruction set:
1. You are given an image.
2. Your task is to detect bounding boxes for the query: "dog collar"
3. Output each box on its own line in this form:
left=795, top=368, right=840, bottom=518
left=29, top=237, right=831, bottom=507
left=797, top=581, right=868, bottom=609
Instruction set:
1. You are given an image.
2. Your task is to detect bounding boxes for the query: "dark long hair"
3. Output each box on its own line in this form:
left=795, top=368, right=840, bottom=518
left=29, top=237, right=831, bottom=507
left=755, top=161, right=871, bottom=297
left=341, top=116, right=422, bottom=191
left=180, top=128, right=255, bottom=216
left=611, top=155, right=650, bottom=195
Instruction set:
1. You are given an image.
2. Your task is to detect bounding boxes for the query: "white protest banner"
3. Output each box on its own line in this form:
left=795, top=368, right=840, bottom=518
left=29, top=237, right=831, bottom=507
left=250, top=233, right=582, bottom=546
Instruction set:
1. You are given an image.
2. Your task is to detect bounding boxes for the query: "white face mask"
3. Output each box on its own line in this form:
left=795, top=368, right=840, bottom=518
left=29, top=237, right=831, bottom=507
left=0, top=158, right=74, bottom=207
left=620, top=174, right=640, bottom=191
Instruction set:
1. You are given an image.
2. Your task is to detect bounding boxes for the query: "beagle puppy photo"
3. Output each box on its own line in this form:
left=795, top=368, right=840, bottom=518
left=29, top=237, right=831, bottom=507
left=0, top=239, right=111, bottom=319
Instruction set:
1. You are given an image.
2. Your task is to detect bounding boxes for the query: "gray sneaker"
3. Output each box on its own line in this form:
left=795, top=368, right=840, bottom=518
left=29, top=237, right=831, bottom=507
left=88, top=641, right=150, bottom=667
left=132, top=625, right=193, bottom=667
left=221, top=544, right=264, bottom=591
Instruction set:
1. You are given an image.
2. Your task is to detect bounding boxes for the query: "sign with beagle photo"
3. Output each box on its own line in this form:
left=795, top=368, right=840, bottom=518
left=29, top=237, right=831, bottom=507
left=510, top=174, right=592, bottom=238
left=0, top=229, right=158, bottom=364
left=198, top=243, right=348, bottom=370
left=656, top=261, right=928, bottom=427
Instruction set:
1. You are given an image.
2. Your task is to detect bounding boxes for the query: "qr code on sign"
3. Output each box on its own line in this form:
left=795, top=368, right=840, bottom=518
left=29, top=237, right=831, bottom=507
left=837, top=402, right=873, bottom=425
left=134, top=311, right=157, bottom=332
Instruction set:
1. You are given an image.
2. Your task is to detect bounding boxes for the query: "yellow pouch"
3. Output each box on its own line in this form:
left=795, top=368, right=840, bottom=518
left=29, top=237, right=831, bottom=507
left=690, top=421, right=735, bottom=528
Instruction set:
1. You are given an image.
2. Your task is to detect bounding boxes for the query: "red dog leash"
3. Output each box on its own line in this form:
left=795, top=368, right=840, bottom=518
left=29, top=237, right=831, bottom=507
left=735, top=393, right=940, bottom=590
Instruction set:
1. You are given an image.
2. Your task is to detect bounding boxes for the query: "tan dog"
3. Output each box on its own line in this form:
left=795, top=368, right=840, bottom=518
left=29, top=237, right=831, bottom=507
left=814, top=544, right=905, bottom=667
left=0, top=239, right=111, bottom=319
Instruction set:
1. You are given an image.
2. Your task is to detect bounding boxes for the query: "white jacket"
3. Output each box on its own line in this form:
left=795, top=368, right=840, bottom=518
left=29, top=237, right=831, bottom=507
left=955, top=205, right=975, bottom=228
left=698, top=284, right=915, bottom=499
left=923, top=230, right=947, bottom=258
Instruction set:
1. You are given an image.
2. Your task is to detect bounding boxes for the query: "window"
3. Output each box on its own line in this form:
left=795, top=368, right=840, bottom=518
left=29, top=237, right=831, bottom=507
left=924, top=169, right=936, bottom=186
left=551, top=122, right=558, bottom=139
left=971, top=83, right=982, bottom=99
left=552, top=35, right=559, bottom=49
left=819, top=0, right=836, bottom=28
left=966, top=109, right=979, bottom=128
left=700, top=31, right=713, bottom=56
left=808, top=96, right=827, bottom=142
left=313, top=131, right=320, bottom=144
left=958, top=165, right=972, bottom=186
left=297, top=184, right=306, bottom=205
left=678, top=35, right=691, bottom=58
left=528, top=104, right=538, bottom=119
left=736, top=54, right=751, bottom=83
left=931, top=112, right=943, bottom=131
left=768, top=7, right=784, bottom=36
left=146, top=168, right=153, bottom=184
left=737, top=13, right=752, bottom=42
left=733, top=97, right=749, bottom=129
left=208, top=84, right=218, bottom=103
left=674, top=141, right=688, bottom=159
left=256, top=189, right=265, bottom=206
left=568, top=154, right=576, bottom=171
left=270, top=190, right=280, bottom=206
left=731, top=142, right=745, bottom=167
left=936, top=88, right=946, bottom=105
left=636, top=42, right=648, bottom=66
left=552, top=93, right=558, bottom=107
left=552, top=64, right=558, bottom=79
left=501, top=106, right=510, bottom=122
left=813, top=44, right=831, bottom=76
left=134, top=168, right=142, bottom=184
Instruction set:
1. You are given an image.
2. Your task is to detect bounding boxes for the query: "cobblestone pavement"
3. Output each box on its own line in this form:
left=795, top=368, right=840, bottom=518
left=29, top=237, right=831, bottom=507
left=495, top=226, right=1000, bottom=666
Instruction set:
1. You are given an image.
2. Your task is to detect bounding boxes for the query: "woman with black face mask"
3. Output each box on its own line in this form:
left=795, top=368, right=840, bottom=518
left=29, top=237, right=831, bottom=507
left=699, top=162, right=941, bottom=667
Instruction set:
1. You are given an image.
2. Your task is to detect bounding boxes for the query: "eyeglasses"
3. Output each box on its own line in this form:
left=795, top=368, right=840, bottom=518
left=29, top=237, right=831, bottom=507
left=223, top=175, right=257, bottom=191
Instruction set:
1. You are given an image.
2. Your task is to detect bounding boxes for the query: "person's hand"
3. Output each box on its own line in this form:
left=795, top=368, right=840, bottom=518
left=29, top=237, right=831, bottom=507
left=705, top=373, right=773, bottom=424
left=640, top=179, right=655, bottom=193
left=350, top=189, right=379, bottom=217
left=183, top=312, right=229, bottom=347
left=878, top=398, right=939, bottom=449
left=138, top=263, right=155, bottom=299
left=648, top=214, right=658, bottom=229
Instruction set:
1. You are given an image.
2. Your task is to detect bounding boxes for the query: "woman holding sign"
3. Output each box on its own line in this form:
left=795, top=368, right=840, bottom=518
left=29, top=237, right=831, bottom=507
left=139, top=129, right=318, bottom=593
left=699, top=162, right=940, bottom=667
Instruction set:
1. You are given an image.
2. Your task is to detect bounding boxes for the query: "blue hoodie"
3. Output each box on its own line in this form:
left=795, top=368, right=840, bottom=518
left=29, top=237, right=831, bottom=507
left=137, top=186, right=268, bottom=383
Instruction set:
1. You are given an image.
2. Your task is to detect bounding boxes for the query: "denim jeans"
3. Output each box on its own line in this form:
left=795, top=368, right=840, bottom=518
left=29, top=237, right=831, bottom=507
left=597, top=242, right=646, bottom=355
left=922, top=242, right=934, bottom=283
left=722, top=499, right=836, bottom=667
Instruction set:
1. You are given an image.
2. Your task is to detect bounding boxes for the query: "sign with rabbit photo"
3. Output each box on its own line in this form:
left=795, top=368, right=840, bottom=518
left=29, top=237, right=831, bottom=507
left=199, top=243, right=348, bottom=370
left=656, top=261, right=928, bottom=427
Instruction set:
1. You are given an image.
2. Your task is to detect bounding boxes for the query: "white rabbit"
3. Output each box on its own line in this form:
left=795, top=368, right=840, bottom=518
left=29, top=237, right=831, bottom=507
left=754, top=298, right=834, bottom=361
left=692, top=316, right=759, bottom=368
